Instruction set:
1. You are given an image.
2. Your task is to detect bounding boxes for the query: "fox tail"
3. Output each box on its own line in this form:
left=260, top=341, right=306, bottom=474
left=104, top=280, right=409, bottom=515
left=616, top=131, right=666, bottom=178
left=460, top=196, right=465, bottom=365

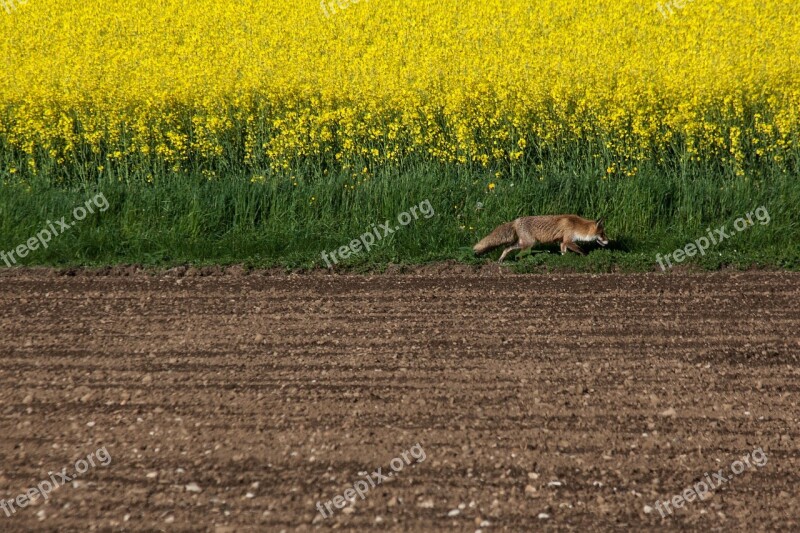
left=473, top=221, right=517, bottom=256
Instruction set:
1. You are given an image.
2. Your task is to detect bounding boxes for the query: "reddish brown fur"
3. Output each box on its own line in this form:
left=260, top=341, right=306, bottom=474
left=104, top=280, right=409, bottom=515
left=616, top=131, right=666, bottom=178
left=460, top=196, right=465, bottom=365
left=473, top=215, right=608, bottom=261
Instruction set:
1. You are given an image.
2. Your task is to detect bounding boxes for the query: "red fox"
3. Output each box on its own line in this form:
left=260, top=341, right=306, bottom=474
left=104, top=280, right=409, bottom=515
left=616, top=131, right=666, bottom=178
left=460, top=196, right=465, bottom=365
left=474, top=215, right=609, bottom=262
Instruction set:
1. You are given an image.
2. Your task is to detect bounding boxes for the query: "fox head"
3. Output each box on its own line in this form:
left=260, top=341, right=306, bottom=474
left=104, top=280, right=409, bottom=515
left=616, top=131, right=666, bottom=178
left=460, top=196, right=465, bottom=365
left=594, top=218, right=609, bottom=246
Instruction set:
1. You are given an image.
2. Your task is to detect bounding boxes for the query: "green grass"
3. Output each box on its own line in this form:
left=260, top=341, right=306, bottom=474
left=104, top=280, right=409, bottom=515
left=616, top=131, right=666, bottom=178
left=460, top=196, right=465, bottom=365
left=1, top=155, right=799, bottom=271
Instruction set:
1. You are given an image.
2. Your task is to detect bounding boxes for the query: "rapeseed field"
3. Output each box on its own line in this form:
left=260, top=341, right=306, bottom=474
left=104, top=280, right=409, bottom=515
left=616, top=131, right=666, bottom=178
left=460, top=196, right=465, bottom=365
left=1, top=0, right=798, bottom=179
left=0, top=0, right=798, bottom=269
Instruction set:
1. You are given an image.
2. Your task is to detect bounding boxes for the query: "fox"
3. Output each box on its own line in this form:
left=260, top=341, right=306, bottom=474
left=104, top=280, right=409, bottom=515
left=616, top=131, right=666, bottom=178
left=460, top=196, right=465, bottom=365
left=473, top=215, right=609, bottom=262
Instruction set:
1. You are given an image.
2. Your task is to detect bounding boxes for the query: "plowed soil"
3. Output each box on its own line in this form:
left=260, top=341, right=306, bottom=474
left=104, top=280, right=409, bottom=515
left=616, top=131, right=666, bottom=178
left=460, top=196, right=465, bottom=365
left=1, top=268, right=798, bottom=532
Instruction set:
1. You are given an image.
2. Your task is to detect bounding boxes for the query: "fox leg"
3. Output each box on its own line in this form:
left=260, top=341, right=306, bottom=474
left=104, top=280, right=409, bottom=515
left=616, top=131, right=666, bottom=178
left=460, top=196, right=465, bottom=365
left=499, top=237, right=536, bottom=262
left=561, top=241, right=585, bottom=255
left=498, top=243, right=521, bottom=262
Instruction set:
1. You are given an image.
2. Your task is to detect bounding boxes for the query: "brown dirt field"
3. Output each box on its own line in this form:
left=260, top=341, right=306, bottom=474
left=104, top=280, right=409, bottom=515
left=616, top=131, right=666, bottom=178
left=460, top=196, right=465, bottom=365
left=0, top=268, right=798, bottom=532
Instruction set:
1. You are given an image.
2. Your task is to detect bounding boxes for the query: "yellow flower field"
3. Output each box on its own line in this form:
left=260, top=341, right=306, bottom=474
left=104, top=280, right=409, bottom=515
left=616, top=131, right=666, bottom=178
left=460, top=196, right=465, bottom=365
left=0, top=0, right=798, bottom=177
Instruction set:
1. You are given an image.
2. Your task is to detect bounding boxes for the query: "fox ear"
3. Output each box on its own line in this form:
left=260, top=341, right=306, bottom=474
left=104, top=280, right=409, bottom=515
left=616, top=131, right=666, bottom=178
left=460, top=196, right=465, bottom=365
left=596, top=217, right=605, bottom=227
